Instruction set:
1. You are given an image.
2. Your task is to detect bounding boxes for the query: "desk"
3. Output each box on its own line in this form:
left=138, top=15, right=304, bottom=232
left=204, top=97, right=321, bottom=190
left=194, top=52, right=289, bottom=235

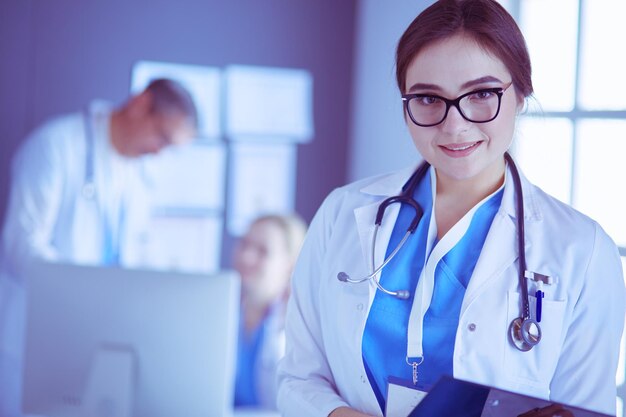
left=25, top=409, right=280, bottom=417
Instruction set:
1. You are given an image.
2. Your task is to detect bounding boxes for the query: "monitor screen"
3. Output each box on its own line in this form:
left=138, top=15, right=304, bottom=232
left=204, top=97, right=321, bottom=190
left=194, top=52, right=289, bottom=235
left=22, top=261, right=240, bottom=417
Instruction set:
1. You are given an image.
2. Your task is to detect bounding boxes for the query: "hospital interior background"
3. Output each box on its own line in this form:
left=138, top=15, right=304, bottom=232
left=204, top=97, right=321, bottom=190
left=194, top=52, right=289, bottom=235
left=0, top=0, right=625, bottom=415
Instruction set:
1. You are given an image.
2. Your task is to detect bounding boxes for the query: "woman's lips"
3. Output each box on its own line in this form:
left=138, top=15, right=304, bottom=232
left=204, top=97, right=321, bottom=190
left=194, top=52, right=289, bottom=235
left=440, top=141, right=481, bottom=157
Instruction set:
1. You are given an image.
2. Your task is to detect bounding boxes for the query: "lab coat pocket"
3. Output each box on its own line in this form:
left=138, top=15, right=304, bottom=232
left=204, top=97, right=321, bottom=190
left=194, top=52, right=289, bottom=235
left=336, top=281, right=370, bottom=355
left=504, top=290, right=567, bottom=386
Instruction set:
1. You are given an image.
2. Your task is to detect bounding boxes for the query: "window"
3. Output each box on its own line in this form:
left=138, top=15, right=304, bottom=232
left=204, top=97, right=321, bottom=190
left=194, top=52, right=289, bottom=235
left=511, top=0, right=626, bottom=415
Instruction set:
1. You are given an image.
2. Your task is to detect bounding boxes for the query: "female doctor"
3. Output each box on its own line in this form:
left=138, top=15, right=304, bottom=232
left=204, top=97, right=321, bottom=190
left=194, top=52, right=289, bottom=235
left=276, top=1, right=625, bottom=416
left=233, top=214, right=307, bottom=409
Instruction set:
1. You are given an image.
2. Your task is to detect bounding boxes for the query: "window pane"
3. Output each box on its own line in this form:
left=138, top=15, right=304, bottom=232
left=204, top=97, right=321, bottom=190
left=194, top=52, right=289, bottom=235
left=498, top=0, right=513, bottom=13
left=615, top=256, right=626, bottom=386
left=579, top=0, right=626, bottom=110
left=519, top=0, right=578, bottom=111
left=574, top=120, right=626, bottom=246
left=617, top=257, right=626, bottom=417
left=514, top=117, right=573, bottom=204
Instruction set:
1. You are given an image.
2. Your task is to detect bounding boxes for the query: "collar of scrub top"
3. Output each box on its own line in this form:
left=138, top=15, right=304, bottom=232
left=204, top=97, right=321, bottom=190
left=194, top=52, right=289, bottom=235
left=405, top=169, right=506, bottom=382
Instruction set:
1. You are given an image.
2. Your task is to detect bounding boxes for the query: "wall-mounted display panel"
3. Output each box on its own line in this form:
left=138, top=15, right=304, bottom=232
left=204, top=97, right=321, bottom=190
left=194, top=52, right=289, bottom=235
left=225, top=65, right=313, bottom=142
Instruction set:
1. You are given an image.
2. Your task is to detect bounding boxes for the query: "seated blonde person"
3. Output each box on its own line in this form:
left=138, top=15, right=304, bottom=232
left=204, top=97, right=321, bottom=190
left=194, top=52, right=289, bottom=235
left=232, top=214, right=307, bottom=409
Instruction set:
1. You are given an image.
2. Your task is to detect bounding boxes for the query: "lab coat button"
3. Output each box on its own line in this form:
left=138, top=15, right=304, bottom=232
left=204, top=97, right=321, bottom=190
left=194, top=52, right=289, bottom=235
left=356, top=303, right=364, bottom=311
left=468, top=323, right=477, bottom=332
left=361, top=375, right=367, bottom=383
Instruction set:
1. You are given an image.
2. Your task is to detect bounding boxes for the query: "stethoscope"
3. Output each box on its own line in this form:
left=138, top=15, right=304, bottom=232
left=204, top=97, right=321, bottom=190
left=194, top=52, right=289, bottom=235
left=337, top=152, right=543, bottom=352
left=82, top=108, right=97, bottom=200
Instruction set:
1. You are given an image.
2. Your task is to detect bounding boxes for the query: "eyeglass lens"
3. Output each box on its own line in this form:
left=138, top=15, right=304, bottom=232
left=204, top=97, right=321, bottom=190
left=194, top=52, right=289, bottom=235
left=407, top=90, right=502, bottom=126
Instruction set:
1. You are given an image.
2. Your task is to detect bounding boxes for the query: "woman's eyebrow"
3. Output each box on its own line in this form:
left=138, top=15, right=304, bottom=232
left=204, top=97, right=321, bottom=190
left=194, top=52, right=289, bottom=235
left=460, top=75, right=504, bottom=90
left=406, top=83, right=443, bottom=93
left=407, top=76, right=504, bottom=93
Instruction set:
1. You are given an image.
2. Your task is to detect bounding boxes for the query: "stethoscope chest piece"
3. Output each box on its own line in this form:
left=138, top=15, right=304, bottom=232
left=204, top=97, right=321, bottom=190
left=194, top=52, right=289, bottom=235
left=509, top=317, right=542, bottom=352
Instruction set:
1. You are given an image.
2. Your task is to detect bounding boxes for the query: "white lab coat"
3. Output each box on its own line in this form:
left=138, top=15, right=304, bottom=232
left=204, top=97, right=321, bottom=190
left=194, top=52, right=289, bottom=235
left=276, top=162, right=625, bottom=417
left=0, top=102, right=151, bottom=416
left=1, top=102, right=150, bottom=278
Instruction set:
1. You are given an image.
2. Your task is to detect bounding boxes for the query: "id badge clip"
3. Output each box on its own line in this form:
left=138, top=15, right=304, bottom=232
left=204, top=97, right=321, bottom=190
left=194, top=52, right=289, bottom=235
left=385, top=376, right=430, bottom=417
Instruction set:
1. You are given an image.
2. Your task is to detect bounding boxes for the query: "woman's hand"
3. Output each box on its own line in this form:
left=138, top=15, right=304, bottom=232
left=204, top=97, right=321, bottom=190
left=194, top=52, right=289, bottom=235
left=328, top=406, right=377, bottom=417
left=517, top=403, right=574, bottom=417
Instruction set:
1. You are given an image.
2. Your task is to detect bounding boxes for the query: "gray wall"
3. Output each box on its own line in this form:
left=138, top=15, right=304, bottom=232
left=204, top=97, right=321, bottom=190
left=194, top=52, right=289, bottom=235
left=348, top=0, right=431, bottom=182
left=0, top=0, right=357, bottom=234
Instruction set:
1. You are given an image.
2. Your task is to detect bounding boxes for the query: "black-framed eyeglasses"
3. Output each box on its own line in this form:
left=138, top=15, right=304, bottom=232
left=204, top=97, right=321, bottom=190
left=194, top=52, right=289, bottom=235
left=401, top=82, right=513, bottom=127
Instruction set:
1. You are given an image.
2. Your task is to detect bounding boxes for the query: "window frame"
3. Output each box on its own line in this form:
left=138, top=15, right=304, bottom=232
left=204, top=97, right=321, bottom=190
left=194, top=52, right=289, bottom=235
left=510, top=0, right=626, bottom=414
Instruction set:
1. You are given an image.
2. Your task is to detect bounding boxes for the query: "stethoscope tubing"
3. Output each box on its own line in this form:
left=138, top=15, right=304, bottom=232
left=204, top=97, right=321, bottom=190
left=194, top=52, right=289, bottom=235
left=504, top=153, right=531, bottom=320
left=338, top=229, right=411, bottom=285
left=82, top=108, right=96, bottom=200
left=337, top=152, right=541, bottom=351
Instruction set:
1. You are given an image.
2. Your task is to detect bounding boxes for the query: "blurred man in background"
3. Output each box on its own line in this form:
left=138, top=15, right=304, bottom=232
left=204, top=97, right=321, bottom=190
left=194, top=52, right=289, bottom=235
left=0, top=78, right=197, bottom=415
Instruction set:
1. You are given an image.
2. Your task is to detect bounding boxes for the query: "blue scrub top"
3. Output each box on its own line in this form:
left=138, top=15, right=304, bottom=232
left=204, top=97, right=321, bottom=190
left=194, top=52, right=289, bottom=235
left=362, top=168, right=503, bottom=412
left=234, top=312, right=267, bottom=407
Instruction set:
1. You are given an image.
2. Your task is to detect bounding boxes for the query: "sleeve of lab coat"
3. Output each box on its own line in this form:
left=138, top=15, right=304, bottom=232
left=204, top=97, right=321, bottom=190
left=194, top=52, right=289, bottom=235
left=549, top=222, right=625, bottom=415
left=1, top=123, right=66, bottom=278
left=276, top=188, right=350, bottom=417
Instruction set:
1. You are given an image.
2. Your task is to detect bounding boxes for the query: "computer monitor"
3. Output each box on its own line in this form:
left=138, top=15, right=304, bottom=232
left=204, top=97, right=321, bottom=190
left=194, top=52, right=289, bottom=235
left=22, top=261, right=240, bottom=417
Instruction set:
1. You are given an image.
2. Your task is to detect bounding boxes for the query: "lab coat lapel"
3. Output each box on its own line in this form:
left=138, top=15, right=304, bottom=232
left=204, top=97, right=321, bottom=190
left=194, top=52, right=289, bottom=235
left=353, top=165, right=418, bottom=303
left=354, top=201, right=386, bottom=277
left=461, top=211, right=518, bottom=314
left=461, top=162, right=536, bottom=315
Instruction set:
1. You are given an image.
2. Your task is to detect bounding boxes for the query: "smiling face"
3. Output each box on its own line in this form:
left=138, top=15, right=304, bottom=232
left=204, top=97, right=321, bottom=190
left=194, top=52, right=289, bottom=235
left=233, top=219, right=293, bottom=305
left=404, top=33, right=522, bottom=187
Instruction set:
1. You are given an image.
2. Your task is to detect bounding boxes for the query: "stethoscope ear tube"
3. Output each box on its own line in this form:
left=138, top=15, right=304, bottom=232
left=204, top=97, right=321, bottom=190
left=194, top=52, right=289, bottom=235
left=375, top=196, right=423, bottom=233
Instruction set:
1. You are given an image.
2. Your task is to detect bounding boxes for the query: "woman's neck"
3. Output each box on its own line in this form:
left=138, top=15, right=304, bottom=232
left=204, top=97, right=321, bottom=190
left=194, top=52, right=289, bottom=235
left=434, top=158, right=506, bottom=239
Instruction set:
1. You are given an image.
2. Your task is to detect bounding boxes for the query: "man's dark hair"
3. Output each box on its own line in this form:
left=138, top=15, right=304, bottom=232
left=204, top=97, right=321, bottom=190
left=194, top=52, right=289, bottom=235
left=145, top=78, right=198, bottom=128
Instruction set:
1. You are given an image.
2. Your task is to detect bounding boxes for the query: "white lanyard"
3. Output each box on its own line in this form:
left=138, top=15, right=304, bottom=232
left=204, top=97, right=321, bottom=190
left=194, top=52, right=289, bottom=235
left=405, top=171, right=506, bottom=384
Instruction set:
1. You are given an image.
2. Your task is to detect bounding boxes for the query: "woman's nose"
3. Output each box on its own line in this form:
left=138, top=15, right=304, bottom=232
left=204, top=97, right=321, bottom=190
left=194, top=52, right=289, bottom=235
left=440, top=105, right=471, bottom=134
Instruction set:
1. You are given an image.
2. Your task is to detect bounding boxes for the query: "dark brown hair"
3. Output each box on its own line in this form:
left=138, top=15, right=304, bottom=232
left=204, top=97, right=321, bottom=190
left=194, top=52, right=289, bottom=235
left=396, top=0, right=532, bottom=98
